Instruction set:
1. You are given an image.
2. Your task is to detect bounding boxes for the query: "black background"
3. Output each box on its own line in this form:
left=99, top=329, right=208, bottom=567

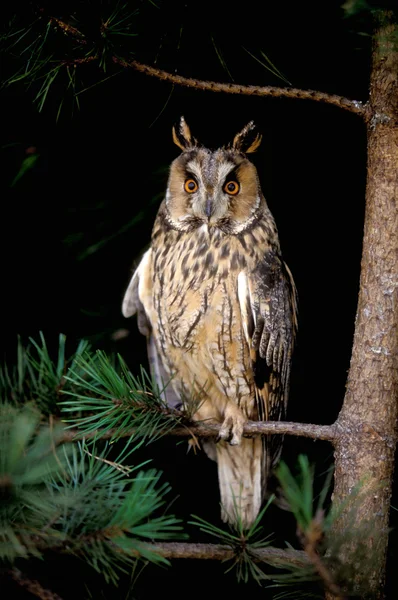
left=1, top=1, right=396, bottom=598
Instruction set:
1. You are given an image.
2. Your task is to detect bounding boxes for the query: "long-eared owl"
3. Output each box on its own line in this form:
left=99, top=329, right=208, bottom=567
left=122, top=117, right=297, bottom=527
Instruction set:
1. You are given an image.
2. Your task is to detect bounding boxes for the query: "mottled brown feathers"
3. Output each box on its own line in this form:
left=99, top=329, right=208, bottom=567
left=122, top=118, right=297, bottom=527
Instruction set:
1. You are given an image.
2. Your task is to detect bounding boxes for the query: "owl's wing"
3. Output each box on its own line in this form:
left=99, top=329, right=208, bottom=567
left=146, top=335, right=182, bottom=410
left=122, top=249, right=152, bottom=334
left=238, top=251, right=297, bottom=466
left=122, top=249, right=181, bottom=410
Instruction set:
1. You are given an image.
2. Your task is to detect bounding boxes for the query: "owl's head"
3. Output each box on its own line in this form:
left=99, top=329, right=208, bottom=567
left=165, top=117, right=264, bottom=234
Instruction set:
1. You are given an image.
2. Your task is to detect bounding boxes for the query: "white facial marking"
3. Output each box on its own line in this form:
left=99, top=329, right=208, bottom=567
left=218, top=162, right=236, bottom=186
left=185, top=161, right=203, bottom=183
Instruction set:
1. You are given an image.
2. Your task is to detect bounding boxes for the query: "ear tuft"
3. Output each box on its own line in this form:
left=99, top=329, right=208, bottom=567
left=231, top=121, right=262, bottom=154
left=172, top=116, right=196, bottom=151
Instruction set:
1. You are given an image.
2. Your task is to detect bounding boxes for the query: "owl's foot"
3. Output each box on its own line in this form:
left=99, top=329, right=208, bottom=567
left=218, top=405, right=247, bottom=446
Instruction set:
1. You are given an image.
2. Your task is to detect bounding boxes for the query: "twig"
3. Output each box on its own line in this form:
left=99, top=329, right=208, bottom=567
left=63, top=420, right=336, bottom=443
left=299, top=511, right=346, bottom=599
left=60, top=56, right=97, bottom=66
left=113, top=58, right=367, bottom=117
left=9, top=569, right=63, bottom=600
left=83, top=447, right=132, bottom=474
left=48, top=16, right=87, bottom=43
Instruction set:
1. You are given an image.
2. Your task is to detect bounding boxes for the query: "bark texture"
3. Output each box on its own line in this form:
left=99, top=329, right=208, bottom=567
left=328, top=12, right=398, bottom=599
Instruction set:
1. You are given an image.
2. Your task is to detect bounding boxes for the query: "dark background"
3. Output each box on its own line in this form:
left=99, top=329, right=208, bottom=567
left=1, top=1, right=396, bottom=598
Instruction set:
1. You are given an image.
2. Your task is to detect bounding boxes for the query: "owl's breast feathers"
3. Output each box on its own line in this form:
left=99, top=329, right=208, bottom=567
left=130, top=200, right=297, bottom=426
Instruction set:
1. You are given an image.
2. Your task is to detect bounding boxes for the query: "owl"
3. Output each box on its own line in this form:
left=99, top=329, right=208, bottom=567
left=122, top=117, right=297, bottom=528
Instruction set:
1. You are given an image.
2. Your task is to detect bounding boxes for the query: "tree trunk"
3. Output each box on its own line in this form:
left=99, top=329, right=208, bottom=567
left=327, top=11, right=398, bottom=599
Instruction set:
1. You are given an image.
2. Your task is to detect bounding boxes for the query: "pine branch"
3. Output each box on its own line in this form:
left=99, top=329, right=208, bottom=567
left=137, top=541, right=310, bottom=567
left=22, top=533, right=308, bottom=568
left=113, top=58, right=367, bottom=117
left=49, top=10, right=365, bottom=119
left=64, top=419, right=336, bottom=443
left=4, top=12, right=368, bottom=117
left=9, top=568, right=63, bottom=600
left=48, top=16, right=87, bottom=44
left=0, top=403, right=185, bottom=584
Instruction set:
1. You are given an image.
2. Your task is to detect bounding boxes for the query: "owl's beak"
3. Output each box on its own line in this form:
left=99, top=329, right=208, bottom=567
left=205, top=197, right=213, bottom=219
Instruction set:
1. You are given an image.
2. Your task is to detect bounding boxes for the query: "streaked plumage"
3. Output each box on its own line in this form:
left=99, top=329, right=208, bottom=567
left=123, top=117, right=297, bottom=527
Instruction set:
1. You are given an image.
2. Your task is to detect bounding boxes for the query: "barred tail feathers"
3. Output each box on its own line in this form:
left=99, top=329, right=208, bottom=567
left=216, top=437, right=265, bottom=528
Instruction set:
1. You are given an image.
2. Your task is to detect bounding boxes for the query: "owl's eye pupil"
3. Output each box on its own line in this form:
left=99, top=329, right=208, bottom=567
left=184, top=178, right=198, bottom=193
left=224, top=181, right=240, bottom=195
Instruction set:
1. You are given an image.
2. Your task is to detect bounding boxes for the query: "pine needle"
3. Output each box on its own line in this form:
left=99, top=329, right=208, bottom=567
left=61, top=350, right=183, bottom=444
left=242, top=47, right=291, bottom=85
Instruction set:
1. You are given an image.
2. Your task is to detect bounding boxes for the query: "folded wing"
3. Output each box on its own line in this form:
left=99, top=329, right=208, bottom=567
left=122, top=249, right=181, bottom=409
left=237, top=250, right=298, bottom=470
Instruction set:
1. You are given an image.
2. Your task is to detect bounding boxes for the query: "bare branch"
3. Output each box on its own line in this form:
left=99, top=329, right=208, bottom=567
left=63, top=420, right=336, bottom=443
left=26, top=527, right=308, bottom=569
left=48, top=17, right=87, bottom=43
left=141, top=541, right=310, bottom=568
left=60, top=56, right=97, bottom=66
left=113, top=58, right=367, bottom=117
left=9, top=569, right=63, bottom=600
left=169, top=420, right=336, bottom=441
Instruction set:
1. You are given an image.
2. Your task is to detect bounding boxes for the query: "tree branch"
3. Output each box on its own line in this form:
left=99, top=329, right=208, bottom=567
left=27, top=530, right=309, bottom=568
left=113, top=57, right=367, bottom=117
left=9, top=569, right=63, bottom=600
left=43, top=14, right=367, bottom=117
left=170, top=420, right=336, bottom=441
left=63, top=420, right=336, bottom=443
left=139, top=541, right=310, bottom=568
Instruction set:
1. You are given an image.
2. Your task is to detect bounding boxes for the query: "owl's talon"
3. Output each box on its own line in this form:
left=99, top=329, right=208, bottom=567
left=229, top=434, right=240, bottom=446
left=218, top=424, right=232, bottom=443
left=219, top=411, right=245, bottom=446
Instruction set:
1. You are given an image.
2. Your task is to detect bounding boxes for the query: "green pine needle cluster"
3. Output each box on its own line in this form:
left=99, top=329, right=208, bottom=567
left=277, top=455, right=334, bottom=534
left=0, top=405, right=185, bottom=585
left=1, top=3, right=142, bottom=116
left=52, top=444, right=184, bottom=584
left=1, top=2, right=294, bottom=120
left=61, top=349, right=184, bottom=444
left=190, top=496, right=275, bottom=585
left=268, top=457, right=334, bottom=592
left=0, top=403, right=74, bottom=562
left=1, top=332, right=184, bottom=443
left=0, top=333, right=89, bottom=415
left=272, top=455, right=384, bottom=597
left=0, top=334, right=185, bottom=587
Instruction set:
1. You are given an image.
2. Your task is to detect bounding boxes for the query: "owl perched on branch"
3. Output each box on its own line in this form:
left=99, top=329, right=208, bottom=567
left=123, top=117, right=297, bottom=527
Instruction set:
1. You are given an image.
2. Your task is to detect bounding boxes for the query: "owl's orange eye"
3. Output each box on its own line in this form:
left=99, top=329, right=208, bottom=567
left=224, top=181, right=240, bottom=195
left=184, top=178, right=198, bottom=193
